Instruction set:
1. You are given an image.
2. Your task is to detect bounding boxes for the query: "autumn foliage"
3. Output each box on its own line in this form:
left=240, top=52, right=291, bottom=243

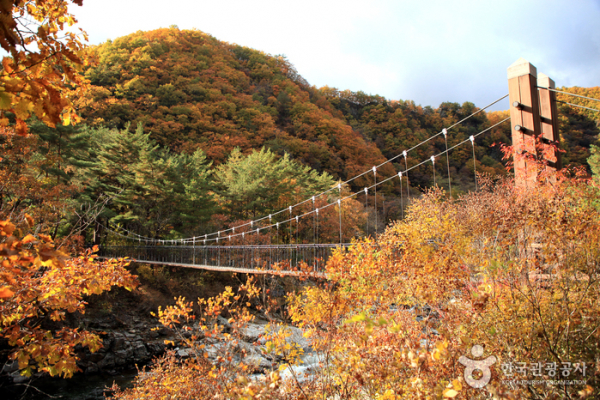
left=108, top=167, right=599, bottom=399
left=0, top=0, right=90, bottom=135
left=0, top=216, right=138, bottom=378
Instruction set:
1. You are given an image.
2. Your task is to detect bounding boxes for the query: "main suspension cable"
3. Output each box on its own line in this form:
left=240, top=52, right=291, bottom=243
left=538, top=87, right=600, bottom=103
left=104, top=95, right=510, bottom=244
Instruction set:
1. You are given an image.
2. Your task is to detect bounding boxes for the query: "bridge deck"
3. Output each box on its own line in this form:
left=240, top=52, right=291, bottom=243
left=99, top=257, right=326, bottom=277
left=99, top=243, right=349, bottom=277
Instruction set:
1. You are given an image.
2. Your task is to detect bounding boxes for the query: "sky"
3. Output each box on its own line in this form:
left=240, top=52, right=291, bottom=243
left=71, top=0, right=600, bottom=111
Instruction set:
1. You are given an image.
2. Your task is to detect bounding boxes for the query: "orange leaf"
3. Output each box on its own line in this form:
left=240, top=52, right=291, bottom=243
left=0, top=220, right=16, bottom=236
left=22, top=234, right=36, bottom=244
left=24, top=214, right=34, bottom=227
left=0, top=287, right=15, bottom=298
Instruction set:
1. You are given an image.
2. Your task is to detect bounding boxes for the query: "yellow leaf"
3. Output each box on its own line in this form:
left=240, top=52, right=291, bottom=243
left=451, top=379, right=462, bottom=391
left=443, top=388, right=459, bottom=398
left=346, top=313, right=366, bottom=324
left=13, top=98, right=33, bottom=120
left=578, top=385, right=594, bottom=398
left=0, top=90, right=12, bottom=110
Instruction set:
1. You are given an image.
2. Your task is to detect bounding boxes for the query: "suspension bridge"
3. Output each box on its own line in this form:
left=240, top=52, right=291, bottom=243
left=99, top=59, right=595, bottom=276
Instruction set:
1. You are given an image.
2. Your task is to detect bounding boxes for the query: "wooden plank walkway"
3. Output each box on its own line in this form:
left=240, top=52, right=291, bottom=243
left=98, top=257, right=327, bottom=278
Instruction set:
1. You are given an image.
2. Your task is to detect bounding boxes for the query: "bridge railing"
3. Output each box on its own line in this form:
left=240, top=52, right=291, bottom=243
left=99, top=243, right=353, bottom=272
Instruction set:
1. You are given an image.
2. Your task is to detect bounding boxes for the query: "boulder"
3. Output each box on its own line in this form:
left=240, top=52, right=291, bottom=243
left=176, top=348, right=193, bottom=358
left=88, top=352, right=105, bottom=363
left=112, top=335, right=126, bottom=351
left=285, top=326, right=311, bottom=352
left=146, top=342, right=166, bottom=354
left=85, top=363, right=99, bottom=375
left=216, top=316, right=232, bottom=332
left=243, top=354, right=272, bottom=371
left=133, top=343, right=150, bottom=361
left=238, top=322, right=267, bottom=343
left=97, top=353, right=115, bottom=369
left=204, top=343, right=226, bottom=360
left=1, top=361, right=18, bottom=374
left=11, top=370, right=30, bottom=384
left=114, top=349, right=130, bottom=366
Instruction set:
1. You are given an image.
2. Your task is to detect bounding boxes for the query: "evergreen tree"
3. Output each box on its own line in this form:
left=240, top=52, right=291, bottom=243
left=30, top=120, right=91, bottom=183
left=214, top=147, right=335, bottom=219
left=73, top=124, right=215, bottom=240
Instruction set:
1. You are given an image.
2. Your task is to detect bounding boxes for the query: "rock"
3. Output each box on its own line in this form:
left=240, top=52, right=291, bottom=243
left=98, top=353, right=115, bottom=369
left=239, top=322, right=267, bottom=343
left=216, top=316, right=232, bottom=332
left=258, top=324, right=310, bottom=352
left=133, top=343, right=150, bottom=361
left=85, top=363, right=99, bottom=375
left=176, top=348, right=193, bottom=358
left=11, top=371, right=30, bottom=384
left=100, top=337, right=113, bottom=352
left=285, top=326, right=310, bottom=352
left=124, top=332, right=139, bottom=339
left=115, top=348, right=133, bottom=365
left=204, top=343, right=225, bottom=360
left=243, top=354, right=272, bottom=371
left=269, top=284, right=286, bottom=297
left=88, top=352, right=105, bottom=363
left=2, top=360, right=18, bottom=374
left=149, top=331, right=159, bottom=339
left=235, top=340, right=256, bottom=355
left=147, top=342, right=165, bottom=354
left=157, top=326, right=171, bottom=336
left=112, top=336, right=126, bottom=351
left=114, top=354, right=127, bottom=366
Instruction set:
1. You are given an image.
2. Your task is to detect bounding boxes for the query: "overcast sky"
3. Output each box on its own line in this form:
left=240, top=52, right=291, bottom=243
left=71, top=0, right=600, bottom=111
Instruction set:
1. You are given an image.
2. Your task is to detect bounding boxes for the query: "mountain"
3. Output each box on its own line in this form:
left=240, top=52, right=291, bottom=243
left=80, top=27, right=599, bottom=193
left=81, top=27, right=394, bottom=186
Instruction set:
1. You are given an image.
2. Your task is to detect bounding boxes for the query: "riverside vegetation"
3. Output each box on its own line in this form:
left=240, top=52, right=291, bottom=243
left=1, top=1, right=600, bottom=399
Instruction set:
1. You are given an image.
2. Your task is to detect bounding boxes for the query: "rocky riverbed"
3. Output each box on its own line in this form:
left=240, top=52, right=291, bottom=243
left=2, top=316, right=313, bottom=399
left=1, top=267, right=310, bottom=399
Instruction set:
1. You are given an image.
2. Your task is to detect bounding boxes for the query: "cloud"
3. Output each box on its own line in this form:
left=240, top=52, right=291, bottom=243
left=72, top=0, right=600, bottom=110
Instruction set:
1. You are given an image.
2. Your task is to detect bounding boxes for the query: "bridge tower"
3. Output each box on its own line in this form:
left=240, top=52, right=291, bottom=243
left=507, top=58, right=561, bottom=187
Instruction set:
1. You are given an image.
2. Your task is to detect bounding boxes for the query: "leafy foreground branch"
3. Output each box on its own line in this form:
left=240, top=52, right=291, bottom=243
left=0, top=216, right=138, bottom=378
left=113, top=172, right=599, bottom=399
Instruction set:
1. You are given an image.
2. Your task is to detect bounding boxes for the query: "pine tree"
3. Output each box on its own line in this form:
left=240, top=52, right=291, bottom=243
left=214, top=147, right=334, bottom=219
left=73, top=124, right=215, bottom=240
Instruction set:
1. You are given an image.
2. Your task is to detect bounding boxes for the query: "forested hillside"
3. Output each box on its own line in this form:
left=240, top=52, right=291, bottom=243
left=79, top=27, right=392, bottom=184
left=78, top=27, right=599, bottom=193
